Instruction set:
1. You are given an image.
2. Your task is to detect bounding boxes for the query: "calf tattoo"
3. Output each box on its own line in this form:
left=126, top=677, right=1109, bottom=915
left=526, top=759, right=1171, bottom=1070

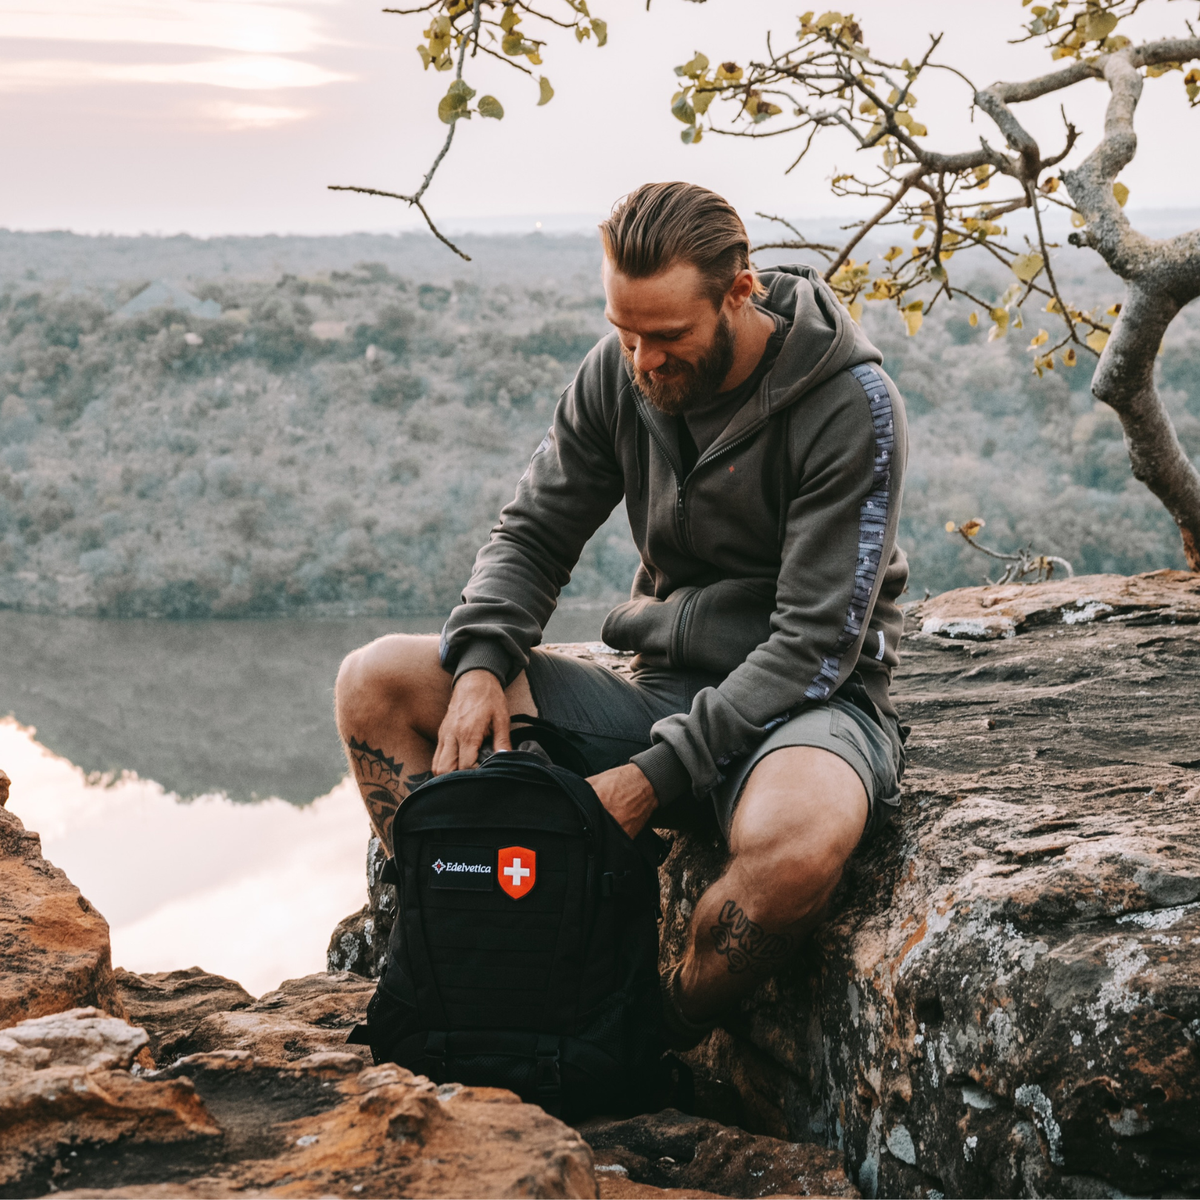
left=347, top=737, right=432, bottom=848
left=710, top=900, right=795, bottom=974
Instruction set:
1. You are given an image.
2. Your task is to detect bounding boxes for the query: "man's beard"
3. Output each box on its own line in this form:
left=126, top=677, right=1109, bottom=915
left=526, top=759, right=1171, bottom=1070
left=624, top=313, right=736, bottom=416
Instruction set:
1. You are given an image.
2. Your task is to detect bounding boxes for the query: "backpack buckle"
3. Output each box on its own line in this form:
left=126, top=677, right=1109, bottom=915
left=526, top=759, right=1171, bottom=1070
left=534, top=1034, right=561, bottom=1096
left=601, top=870, right=630, bottom=898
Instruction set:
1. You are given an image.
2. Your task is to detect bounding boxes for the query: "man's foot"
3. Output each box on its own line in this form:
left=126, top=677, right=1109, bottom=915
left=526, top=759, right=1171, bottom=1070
left=659, top=962, right=716, bottom=1052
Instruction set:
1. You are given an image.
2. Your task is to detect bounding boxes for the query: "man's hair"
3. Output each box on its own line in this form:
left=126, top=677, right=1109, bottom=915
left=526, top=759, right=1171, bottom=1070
left=599, top=182, right=764, bottom=307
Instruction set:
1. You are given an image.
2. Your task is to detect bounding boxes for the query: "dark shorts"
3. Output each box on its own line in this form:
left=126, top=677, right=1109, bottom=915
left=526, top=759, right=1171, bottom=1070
left=523, top=649, right=904, bottom=844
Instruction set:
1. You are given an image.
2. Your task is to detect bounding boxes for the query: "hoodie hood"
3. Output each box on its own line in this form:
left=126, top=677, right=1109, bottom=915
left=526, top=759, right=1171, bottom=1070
left=757, top=264, right=883, bottom=412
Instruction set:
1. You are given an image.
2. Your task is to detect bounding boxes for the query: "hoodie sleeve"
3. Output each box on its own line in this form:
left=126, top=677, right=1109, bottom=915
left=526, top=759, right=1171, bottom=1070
left=439, top=348, right=626, bottom=686
left=634, top=363, right=904, bottom=801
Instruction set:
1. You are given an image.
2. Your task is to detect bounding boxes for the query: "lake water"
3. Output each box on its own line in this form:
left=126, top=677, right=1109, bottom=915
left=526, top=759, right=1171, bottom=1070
left=0, top=606, right=607, bottom=996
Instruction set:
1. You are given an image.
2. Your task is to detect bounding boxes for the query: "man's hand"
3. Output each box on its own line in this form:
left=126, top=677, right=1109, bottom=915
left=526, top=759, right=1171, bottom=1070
left=587, top=763, right=658, bottom=839
left=433, top=669, right=511, bottom=775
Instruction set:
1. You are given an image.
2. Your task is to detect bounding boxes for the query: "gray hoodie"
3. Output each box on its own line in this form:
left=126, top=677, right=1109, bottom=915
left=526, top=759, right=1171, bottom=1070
left=440, top=264, right=908, bottom=806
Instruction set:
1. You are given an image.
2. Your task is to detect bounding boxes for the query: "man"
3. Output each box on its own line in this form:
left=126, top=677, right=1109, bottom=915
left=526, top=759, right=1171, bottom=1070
left=335, top=181, right=907, bottom=1044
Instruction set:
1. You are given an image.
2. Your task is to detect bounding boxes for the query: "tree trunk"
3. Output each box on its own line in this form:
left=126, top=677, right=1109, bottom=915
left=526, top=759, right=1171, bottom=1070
left=1091, top=284, right=1200, bottom=570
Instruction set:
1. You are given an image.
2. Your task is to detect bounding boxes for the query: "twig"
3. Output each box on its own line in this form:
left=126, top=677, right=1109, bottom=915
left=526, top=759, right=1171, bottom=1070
left=330, top=0, right=484, bottom=259
left=327, top=186, right=471, bottom=260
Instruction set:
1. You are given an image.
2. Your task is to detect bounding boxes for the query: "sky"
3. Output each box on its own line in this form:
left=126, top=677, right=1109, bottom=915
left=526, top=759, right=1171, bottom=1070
left=1, top=0, right=1198, bottom=237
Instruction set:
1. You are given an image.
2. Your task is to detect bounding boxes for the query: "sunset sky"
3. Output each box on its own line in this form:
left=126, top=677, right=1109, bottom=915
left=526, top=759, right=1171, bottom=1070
left=1, top=0, right=1197, bottom=236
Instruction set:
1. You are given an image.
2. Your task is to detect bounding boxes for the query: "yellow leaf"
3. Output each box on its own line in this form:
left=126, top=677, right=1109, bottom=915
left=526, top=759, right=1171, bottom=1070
left=1045, top=297, right=1062, bottom=314
left=716, top=61, right=743, bottom=82
left=1071, top=212, right=1087, bottom=228
left=1041, top=176, right=1060, bottom=193
left=671, top=90, right=696, bottom=125
left=693, top=85, right=717, bottom=116
left=902, top=299, right=924, bottom=337
left=883, top=244, right=903, bottom=262
left=968, top=311, right=978, bottom=327
left=847, top=300, right=863, bottom=323
left=502, top=32, right=537, bottom=56
left=1030, top=328, right=1049, bottom=348
left=500, top=6, right=519, bottom=33
left=1062, top=347, right=1077, bottom=367
left=675, top=51, right=710, bottom=80
left=537, top=76, right=554, bottom=106
left=437, top=78, right=475, bottom=124
left=1106, top=302, right=1122, bottom=317
left=988, top=307, right=1009, bottom=341
left=974, top=165, right=991, bottom=189
left=960, top=518, right=985, bottom=538
left=945, top=521, right=957, bottom=533
left=1083, top=11, right=1118, bottom=41
left=1112, top=181, right=1129, bottom=207
left=1011, top=252, right=1045, bottom=283
left=477, top=94, right=504, bottom=120
left=590, top=18, right=607, bottom=46
left=1086, top=329, right=1110, bottom=353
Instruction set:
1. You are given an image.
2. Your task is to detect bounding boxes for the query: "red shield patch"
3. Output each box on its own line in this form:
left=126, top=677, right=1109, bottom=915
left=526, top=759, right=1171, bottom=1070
left=497, top=846, right=536, bottom=900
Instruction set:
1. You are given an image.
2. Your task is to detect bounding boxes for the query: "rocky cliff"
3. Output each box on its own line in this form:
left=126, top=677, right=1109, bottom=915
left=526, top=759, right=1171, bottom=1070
left=3, top=570, right=1198, bottom=1198
left=331, top=569, right=1200, bottom=1197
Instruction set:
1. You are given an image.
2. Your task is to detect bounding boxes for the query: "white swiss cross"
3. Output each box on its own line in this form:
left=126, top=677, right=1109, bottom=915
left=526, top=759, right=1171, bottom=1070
left=503, top=857, right=531, bottom=887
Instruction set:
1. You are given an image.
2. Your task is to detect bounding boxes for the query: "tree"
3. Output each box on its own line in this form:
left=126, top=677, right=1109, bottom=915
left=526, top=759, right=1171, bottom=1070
left=334, top=0, right=1200, bottom=569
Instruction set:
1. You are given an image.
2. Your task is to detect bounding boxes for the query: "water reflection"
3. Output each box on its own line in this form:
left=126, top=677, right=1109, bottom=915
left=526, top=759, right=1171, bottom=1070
left=1, top=718, right=368, bottom=996
left=0, top=607, right=607, bottom=803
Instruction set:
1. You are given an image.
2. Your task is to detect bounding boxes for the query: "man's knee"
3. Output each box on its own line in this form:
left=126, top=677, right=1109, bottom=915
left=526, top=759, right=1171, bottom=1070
left=334, top=634, right=441, bottom=739
left=727, top=747, right=868, bottom=926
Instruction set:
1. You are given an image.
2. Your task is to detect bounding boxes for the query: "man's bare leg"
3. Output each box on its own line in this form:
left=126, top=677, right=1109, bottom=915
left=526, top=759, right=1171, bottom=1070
left=334, top=634, right=536, bottom=852
left=673, top=746, right=868, bottom=1023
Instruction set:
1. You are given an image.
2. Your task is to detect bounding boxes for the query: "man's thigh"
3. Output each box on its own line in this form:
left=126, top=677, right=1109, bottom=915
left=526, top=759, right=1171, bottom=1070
left=728, top=745, right=868, bottom=872
left=524, top=649, right=688, bottom=775
left=714, top=695, right=903, bottom=846
left=338, top=633, right=536, bottom=739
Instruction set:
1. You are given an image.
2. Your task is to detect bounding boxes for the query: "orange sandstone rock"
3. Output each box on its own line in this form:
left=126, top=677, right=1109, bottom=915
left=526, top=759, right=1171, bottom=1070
left=0, top=804, right=125, bottom=1029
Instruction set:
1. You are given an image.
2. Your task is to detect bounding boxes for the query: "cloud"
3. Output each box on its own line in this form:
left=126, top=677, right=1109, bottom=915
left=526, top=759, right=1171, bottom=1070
left=204, top=101, right=313, bottom=128
left=2, top=1, right=334, bottom=55
left=0, top=56, right=351, bottom=92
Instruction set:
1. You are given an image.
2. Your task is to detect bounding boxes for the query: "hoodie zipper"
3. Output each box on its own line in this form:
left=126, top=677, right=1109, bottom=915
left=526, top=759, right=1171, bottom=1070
left=633, top=401, right=692, bottom=552
left=634, top=398, right=773, bottom=556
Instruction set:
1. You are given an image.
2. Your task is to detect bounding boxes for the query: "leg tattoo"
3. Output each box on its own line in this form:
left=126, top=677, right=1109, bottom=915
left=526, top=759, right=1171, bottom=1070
left=710, top=899, right=795, bottom=975
left=347, top=738, right=432, bottom=850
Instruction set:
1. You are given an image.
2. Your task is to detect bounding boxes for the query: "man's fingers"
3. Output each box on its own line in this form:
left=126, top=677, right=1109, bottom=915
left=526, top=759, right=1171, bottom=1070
left=457, top=727, right=484, bottom=772
left=492, top=705, right=512, bottom=753
left=433, top=732, right=457, bottom=776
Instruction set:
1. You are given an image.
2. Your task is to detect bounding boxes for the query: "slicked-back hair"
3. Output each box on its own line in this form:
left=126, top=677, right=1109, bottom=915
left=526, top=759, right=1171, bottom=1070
left=599, top=182, right=764, bottom=308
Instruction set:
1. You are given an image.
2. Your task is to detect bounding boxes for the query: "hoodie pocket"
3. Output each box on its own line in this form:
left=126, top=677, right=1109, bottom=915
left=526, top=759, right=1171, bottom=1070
left=677, top=577, right=776, bottom=674
left=603, top=579, right=775, bottom=674
left=601, top=588, right=701, bottom=667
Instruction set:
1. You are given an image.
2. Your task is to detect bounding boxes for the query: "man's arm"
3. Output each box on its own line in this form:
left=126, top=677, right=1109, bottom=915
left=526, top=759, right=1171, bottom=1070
left=435, top=344, right=626, bottom=768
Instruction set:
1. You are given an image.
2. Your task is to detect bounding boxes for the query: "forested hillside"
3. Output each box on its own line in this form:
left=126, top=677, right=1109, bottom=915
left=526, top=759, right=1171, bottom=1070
left=0, top=231, right=1195, bottom=617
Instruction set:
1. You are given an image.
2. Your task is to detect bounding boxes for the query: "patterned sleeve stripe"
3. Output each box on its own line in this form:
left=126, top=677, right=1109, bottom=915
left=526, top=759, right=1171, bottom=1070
left=803, top=363, right=895, bottom=702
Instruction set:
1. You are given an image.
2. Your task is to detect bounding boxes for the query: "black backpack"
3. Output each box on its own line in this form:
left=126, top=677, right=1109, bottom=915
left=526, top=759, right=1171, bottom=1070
left=349, top=723, right=668, bottom=1120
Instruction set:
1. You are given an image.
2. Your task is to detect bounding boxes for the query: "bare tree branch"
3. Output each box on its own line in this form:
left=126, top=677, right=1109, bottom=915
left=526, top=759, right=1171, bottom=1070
left=822, top=167, right=924, bottom=282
